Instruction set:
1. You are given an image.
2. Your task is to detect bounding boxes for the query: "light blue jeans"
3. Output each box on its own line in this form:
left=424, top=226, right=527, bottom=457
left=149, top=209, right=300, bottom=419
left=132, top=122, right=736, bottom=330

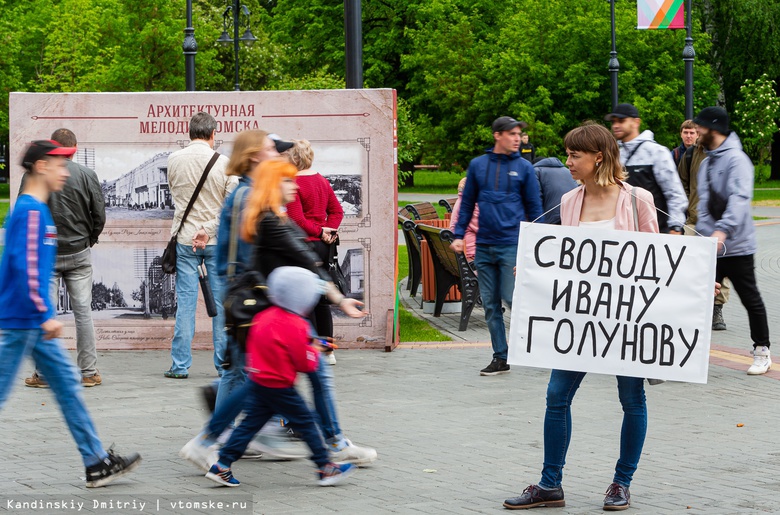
left=169, top=243, right=226, bottom=375
left=0, top=328, right=108, bottom=467
left=474, top=244, right=517, bottom=360
left=540, top=370, right=647, bottom=488
left=48, top=248, right=97, bottom=377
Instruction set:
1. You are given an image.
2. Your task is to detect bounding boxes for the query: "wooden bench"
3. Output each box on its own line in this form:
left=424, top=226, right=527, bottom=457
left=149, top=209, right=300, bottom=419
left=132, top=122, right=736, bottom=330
left=438, top=197, right=458, bottom=214
left=398, top=212, right=422, bottom=297
left=404, top=201, right=440, bottom=221
left=414, top=223, right=481, bottom=331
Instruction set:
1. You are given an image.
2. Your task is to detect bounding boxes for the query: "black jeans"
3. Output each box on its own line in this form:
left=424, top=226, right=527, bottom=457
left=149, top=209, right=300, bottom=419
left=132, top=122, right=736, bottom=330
left=716, top=254, right=770, bottom=348
left=311, top=240, right=334, bottom=339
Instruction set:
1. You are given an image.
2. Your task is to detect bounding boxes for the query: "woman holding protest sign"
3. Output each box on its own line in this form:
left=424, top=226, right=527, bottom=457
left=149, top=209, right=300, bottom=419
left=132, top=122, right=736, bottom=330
left=504, top=123, right=658, bottom=512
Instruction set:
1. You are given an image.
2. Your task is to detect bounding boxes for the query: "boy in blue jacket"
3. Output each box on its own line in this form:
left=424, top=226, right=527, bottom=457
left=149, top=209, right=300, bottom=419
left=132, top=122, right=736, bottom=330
left=0, top=140, right=141, bottom=487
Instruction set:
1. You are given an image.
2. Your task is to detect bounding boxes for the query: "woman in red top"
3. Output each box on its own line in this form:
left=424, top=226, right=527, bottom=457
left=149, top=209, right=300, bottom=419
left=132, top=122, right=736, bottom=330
left=284, top=140, right=344, bottom=358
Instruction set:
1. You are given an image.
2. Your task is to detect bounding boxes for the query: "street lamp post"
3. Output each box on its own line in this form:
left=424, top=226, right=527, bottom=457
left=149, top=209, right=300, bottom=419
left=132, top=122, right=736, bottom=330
left=608, top=0, right=620, bottom=110
left=683, top=0, right=695, bottom=119
left=217, top=0, right=257, bottom=92
left=183, top=0, right=197, bottom=91
left=344, top=0, right=363, bottom=89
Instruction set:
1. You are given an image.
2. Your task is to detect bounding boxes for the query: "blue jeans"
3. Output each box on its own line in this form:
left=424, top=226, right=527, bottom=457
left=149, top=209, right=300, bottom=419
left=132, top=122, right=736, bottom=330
left=218, top=382, right=330, bottom=469
left=206, top=357, right=343, bottom=444
left=540, top=370, right=647, bottom=488
left=214, top=338, right=247, bottom=412
left=0, top=329, right=108, bottom=467
left=169, top=243, right=226, bottom=375
left=474, top=244, right=517, bottom=360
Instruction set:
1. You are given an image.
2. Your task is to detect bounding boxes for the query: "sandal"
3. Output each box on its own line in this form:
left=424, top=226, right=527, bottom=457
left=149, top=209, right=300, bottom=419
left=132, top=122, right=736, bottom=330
left=163, top=370, right=189, bottom=379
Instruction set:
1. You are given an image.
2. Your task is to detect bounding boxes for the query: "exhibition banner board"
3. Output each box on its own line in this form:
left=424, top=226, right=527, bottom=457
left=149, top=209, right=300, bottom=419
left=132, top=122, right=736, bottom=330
left=10, top=90, right=397, bottom=349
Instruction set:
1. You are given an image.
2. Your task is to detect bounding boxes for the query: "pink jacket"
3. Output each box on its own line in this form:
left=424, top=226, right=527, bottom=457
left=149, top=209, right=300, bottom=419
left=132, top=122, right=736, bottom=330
left=560, top=183, right=659, bottom=233
left=449, top=192, right=479, bottom=261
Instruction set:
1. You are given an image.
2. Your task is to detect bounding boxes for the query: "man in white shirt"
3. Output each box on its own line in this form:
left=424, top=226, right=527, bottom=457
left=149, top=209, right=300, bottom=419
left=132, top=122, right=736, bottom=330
left=165, top=112, right=237, bottom=379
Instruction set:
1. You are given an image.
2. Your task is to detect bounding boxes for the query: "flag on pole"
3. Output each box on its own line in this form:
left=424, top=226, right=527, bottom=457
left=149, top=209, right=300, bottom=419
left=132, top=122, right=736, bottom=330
left=637, top=0, right=685, bottom=29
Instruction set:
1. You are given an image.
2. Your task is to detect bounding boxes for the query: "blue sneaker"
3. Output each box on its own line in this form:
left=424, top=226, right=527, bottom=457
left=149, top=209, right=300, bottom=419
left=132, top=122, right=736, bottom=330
left=317, top=462, right=357, bottom=486
left=206, top=463, right=240, bottom=487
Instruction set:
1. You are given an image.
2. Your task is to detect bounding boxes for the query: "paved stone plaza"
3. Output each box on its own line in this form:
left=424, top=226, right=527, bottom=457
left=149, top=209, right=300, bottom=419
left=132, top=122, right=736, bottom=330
left=1, top=209, right=779, bottom=514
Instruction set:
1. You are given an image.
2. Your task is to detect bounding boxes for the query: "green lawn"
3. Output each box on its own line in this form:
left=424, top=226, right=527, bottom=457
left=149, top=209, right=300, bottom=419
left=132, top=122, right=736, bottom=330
left=400, top=170, right=466, bottom=194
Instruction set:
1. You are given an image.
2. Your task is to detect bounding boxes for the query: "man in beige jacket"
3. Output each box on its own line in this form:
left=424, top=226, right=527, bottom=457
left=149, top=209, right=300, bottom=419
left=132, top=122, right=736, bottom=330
left=164, top=112, right=236, bottom=379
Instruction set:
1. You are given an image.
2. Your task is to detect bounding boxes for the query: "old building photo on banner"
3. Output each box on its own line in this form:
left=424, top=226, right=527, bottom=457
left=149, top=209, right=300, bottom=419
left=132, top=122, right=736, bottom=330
left=508, top=222, right=717, bottom=383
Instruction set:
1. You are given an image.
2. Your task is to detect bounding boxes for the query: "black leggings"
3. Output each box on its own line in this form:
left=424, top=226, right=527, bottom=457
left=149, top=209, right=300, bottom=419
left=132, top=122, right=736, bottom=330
left=310, top=240, right=334, bottom=339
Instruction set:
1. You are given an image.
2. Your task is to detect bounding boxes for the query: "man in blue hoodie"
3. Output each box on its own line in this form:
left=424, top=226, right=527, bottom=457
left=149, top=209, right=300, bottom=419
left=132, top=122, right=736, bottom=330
left=451, top=117, right=544, bottom=375
left=694, top=106, right=772, bottom=375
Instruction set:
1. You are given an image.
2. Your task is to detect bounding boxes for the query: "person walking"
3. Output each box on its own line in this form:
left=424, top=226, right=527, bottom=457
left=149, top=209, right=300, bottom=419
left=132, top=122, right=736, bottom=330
left=605, top=103, right=687, bottom=234
left=451, top=116, right=544, bottom=376
left=532, top=156, right=578, bottom=225
left=283, top=139, right=344, bottom=364
left=694, top=106, right=772, bottom=375
left=503, top=124, right=658, bottom=511
left=165, top=112, right=237, bottom=379
left=0, top=140, right=140, bottom=488
left=24, top=128, right=106, bottom=388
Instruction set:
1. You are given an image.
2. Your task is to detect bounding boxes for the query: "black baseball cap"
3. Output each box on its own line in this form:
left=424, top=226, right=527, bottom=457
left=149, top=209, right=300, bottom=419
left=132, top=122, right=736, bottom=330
left=604, top=103, right=640, bottom=121
left=694, top=106, right=730, bottom=135
left=268, top=133, right=294, bottom=153
left=21, top=140, right=77, bottom=171
left=491, top=116, right=528, bottom=133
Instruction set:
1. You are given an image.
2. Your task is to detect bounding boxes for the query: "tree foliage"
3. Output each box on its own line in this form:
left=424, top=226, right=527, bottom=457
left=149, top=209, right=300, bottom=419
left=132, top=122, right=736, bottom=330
left=733, top=75, right=780, bottom=165
left=0, top=0, right=775, bottom=171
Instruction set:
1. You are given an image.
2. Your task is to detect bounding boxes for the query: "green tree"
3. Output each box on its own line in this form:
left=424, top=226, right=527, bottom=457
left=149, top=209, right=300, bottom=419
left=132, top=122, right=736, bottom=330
left=733, top=75, right=780, bottom=166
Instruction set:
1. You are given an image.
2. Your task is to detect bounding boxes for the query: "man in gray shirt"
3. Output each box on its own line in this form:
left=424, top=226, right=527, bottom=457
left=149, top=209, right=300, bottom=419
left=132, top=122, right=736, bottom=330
left=25, top=128, right=106, bottom=388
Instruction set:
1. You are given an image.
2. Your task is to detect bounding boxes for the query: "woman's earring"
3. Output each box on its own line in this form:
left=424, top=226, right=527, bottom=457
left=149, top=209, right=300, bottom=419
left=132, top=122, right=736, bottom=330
left=596, top=161, right=601, bottom=167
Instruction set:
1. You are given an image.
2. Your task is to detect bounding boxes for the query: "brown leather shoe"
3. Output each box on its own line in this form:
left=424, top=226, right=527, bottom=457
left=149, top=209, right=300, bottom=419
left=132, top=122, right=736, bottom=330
left=82, top=373, right=102, bottom=387
left=24, top=373, right=49, bottom=388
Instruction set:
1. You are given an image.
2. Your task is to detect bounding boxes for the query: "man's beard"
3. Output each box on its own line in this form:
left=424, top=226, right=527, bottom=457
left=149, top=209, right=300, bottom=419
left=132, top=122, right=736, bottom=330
left=699, top=131, right=714, bottom=150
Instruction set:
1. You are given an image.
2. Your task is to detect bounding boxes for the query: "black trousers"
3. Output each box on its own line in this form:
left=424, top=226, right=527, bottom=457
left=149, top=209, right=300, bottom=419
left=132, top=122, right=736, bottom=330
left=715, top=254, right=771, bottom=348
left=311, top=240, right=334, bottom=339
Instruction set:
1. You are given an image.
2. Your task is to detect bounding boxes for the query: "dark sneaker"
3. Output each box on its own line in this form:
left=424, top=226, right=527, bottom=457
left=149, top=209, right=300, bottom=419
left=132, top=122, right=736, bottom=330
left=603, top=482, right=630, bottom=511
left=163, top=369, right=188, bottom=379
left=317, top=462, right=357, bottom=486
left=504, top=484, right=565, bottom=509
left=480, top=358, right=510, bottom=376
left=85, top=449, right=142, bottom=488
left=201, top=383, right=218, bottom=413
left=712, top=304, right=727, bottom=331
left=24, top=373, right=49, bottom=388
left=206, top=463, right=240, bottom=487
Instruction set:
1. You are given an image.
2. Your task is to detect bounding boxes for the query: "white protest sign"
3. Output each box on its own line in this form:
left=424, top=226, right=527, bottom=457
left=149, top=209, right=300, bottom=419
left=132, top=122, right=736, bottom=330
left=508, top=222, right=717, bottom=384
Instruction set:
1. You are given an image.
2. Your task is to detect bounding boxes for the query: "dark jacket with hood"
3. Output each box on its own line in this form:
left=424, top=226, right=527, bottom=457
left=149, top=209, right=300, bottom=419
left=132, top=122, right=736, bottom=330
left=453, top=148, right=543, bottom=246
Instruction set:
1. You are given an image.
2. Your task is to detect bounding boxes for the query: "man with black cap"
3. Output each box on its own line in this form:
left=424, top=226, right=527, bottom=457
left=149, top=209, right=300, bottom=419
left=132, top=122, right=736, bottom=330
left=451, top=116, right=544, bottom=376
left=605, top=103, right=687, bottom=234
left=694, top=106, right=772, bottom=375
left=165, top=112, right=237, bottom=379
left=0, top=140, right=141, bottom=487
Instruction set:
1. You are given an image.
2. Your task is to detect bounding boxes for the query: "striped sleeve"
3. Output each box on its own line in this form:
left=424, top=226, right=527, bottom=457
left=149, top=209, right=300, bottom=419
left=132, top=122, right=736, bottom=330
left=25, top=210, right=48, bottom=313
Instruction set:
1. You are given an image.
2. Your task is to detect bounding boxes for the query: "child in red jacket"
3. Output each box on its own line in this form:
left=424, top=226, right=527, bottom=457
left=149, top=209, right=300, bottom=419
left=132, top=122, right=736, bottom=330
left=206, top=266, right=357, bottom=487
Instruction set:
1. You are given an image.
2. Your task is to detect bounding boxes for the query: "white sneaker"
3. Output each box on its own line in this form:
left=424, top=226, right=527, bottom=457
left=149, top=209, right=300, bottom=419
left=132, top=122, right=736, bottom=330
left=325, top=352, right=337, bottom=365
left=251, top=431, right=308, bottom=460
left=330, top=439, right=377, bottom=466
left=241, top=439, right=265, bottom=460
left=179, top=435, right=219, bottom=472
left=747, top=346, right=772, bottom=375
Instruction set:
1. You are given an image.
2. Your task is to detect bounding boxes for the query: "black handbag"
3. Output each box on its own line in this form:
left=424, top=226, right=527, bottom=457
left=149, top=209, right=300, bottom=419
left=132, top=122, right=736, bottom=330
left=327, top=237, right=349, bottom=296
left=161, top=152, right=220, bottom=275
left=222, top=187, right=271, bottom=359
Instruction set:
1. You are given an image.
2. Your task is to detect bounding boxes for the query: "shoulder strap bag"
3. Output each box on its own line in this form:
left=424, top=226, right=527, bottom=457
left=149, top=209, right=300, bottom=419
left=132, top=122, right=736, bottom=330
left=161, top=152, right=220, bottom=275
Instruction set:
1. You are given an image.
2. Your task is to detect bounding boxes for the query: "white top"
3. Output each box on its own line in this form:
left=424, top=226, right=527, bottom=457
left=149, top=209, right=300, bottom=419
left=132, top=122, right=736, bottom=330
left=578, top=217, right=616, bottom=230
left=168, top=140, right=237, bottom=245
